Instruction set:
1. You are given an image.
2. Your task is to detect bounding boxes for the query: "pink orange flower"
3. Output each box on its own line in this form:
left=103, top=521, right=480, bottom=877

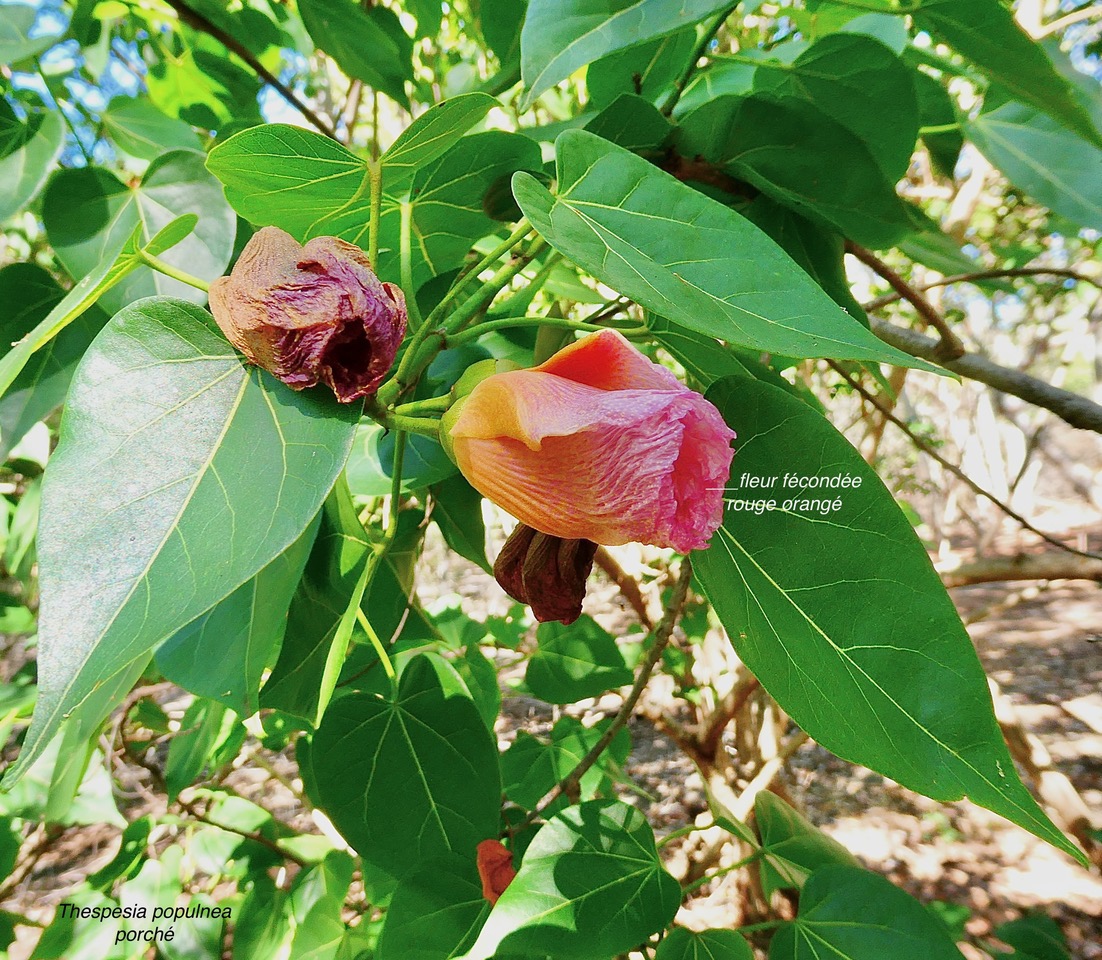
left=447, top=330, right=735, bottom=552
left=209, top=227, right=406, bottom=402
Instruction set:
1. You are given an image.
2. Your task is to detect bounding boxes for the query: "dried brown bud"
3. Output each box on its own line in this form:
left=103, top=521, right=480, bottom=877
left=493, top=523, right=598, bottom=625
left=209, top=226, right=407, bottom=403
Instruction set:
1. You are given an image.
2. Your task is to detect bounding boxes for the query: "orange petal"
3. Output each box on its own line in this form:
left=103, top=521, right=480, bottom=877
left=476, top=839, right=516, bottom=906
left=533, top=328, right=680, bottom=391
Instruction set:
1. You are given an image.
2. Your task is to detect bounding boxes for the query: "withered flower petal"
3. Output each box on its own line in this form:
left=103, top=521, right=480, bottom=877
left=493, top=523, right=598, bottom=625
left=475, top=839, right=516, bottom=906
left=209, top=226, right=407, bottom=403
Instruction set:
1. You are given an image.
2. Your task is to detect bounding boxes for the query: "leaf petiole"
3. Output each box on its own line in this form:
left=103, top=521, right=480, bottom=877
left=139, top=250, right=211, bottom=293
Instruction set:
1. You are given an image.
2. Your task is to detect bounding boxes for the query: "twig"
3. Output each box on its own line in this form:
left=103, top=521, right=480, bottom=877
left=700, top=676, right=760, bottom=759
left=828, top=361, right=1102, bottom=561
left=175, top=794, right=308, bottom=868
left=0, top=825, right=55, bottom=901
left=523, top=559, right=694, bottom=825
left=847, top=242, right=965, bottom=359
left=1038, top=3, right=1102, bottom=37
left=865, top=266, right=1102, bottom=310
left=729, top=731, right=809, bottom=822
left=940, top=553, right=1102, bottom=588
left=341, top=79, right=364, bottom=145
left=593, top=547, right=654, bottom=630
left=163, top=0, right=339, bottom=140
left=868, top=317, right=1102, bottom=434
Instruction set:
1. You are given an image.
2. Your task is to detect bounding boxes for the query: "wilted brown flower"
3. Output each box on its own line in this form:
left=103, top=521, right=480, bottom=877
left=493, top=523, right=598, bottom=625
left=209, top=226, right=407, bottom=403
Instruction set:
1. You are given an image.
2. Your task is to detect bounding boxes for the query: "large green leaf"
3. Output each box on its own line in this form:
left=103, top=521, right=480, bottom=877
left=461, top=800, right=680, bottom=960
left=585, top=93, right=673, bottom=154
left=751, top=34, right=918, bottom=180
left=994, top=914, right=1070, bottom=960
left=913, top=0, right=1102, bottom=148
left=526, top=617, right=633, bottom=704
left=382, top=93, right=498, bottom=191
left=145, top=43, right=261, bottom=130
left=519, top=0, right=731, bottom=107
left=586, top=28, right=698, bottom=110
left=0, top=5, right=62, bottom=62
left=480, top=0, right=526, bottom=66
left=156, top=519, right=319, bottom=716
left=513, top=130, right=931, bottom=369
left=375, top=855, right=490, bottom=960
left=43, top=151, right=234, bottom=313
left=430, top=474, right=490, bottom=573
left=769, top=865, right=964, bottom=960
left=207, top=100, right=520, bottom=286
left=656, top=928, right=753, bottom=960
left=164, top=699, right=239, bottom=800
left=377, top=131, right=543, bottom=287
left=206, top=125, right=373, bottom=242
left=968, top=101, right=1102, bottom=232
left=915, top=72, right=963, bottom=179
left=693, top=376, right=1079, bottom=860
left=207, top=94, right=496, bottom=235
left=743, top=196, right=866, bottom=324
left=260, top=483, right=371, bottom=724
left=0, top=216, right=186, bottom=401
left=754, top=791, right=858, bottom=898
left=678, top=93, right=911, bottom=247
left=0, top=264, right=107, bottom=461
left=305, top=655, right=502, bottom=901
left=101, top=97, right=202, bottom=160
left=299, top=0, right=413, bottom=108
left=3, top=299, right=358, bottom=784
left=0, top=110, right=63, bottom=220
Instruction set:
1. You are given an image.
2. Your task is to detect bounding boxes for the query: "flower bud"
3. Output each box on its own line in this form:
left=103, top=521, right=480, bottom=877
left=209, top=226, right=407, bottom=403
left=493, top=523, right=598, bottom=625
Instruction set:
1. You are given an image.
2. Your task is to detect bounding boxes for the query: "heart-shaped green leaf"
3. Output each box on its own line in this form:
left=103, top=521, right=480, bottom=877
left=3, top=298, right=358, bottom=783
left=769, top=865, right=965, bottom=960
left=305, top=655, right=502, bottom=901
left=462, top=800, right=680, bottom=960
left=694, top=375, right=1080, bottom=861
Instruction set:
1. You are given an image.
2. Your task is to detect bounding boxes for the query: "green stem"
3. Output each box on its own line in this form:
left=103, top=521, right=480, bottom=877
left=376, top=235, right=547, bottom=407
left=425, top=220, right=535, bottom=329
left=400, top=200, right=424, bottom=330
left=681, top=849, right=765, bottom=896
left=710, top=50, right=791, bottom=68
left=347, top=431, right=406, bottom=691
left=662, top=6, right=735, bottom=116
left=140, top=251, right=210, bottom=293
left=384, top=412, right=440, bottom=438
left=450, top=315, right=649, bottom=346
left=445, top=237, right=548, bottom=334
left=732, top=920, right=784, bottom=935
left=365, top=393, right=442, bottom=437
left=394, top=394, right=452, bottom=415
left=919, top=121, right=962, bottom=135
left=368, top=159, right=383, bottom=268
left=356, top=608, right=395, bottom=682
left=812, top=0, right=919, bottom=12
left=656, top=821, right=715, bottom=848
